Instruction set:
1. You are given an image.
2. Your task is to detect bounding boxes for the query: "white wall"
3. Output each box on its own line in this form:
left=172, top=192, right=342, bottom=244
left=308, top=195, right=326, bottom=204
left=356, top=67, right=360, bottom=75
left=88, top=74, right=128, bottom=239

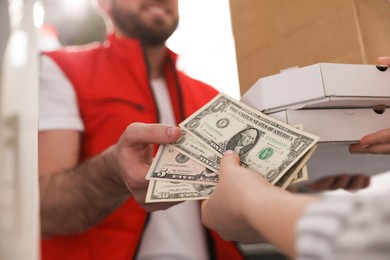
left=167, top=0, right=240, bottom=99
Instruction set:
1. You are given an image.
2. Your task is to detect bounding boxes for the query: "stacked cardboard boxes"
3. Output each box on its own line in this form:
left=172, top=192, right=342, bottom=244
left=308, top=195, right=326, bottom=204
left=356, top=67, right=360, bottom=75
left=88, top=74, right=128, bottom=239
left=241, top=63, right=390, bottom=182
left=231, top=0, right=390, bottom=182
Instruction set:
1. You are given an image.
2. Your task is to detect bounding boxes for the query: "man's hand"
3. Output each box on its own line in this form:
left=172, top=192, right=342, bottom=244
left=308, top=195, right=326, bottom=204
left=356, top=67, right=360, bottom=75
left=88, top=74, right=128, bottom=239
left=40, top=123, right=182, bottom=236
left=349, top=128, right=390, bottom=155
left=108, top=123, right=182, bottom=212
left=306, top=175, right=370, bottom=192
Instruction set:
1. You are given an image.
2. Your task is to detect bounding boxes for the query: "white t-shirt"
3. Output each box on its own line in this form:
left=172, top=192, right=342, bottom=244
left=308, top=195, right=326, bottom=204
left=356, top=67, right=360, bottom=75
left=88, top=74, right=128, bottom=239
left=39, top=55, right=209, bottom=260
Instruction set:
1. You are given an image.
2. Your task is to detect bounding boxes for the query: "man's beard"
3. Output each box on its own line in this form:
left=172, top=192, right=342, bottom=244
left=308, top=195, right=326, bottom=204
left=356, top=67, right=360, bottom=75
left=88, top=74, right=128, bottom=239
left=111, top=3, right=178, bottom=46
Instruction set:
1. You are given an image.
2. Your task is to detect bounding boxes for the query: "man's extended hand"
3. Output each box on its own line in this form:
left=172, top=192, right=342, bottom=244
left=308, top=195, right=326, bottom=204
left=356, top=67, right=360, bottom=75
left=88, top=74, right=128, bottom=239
left=349, top=128, right=390, bottom=155
left=109, top=123, right=182, bottom=212
left=39, top=123, right=183, bottom=236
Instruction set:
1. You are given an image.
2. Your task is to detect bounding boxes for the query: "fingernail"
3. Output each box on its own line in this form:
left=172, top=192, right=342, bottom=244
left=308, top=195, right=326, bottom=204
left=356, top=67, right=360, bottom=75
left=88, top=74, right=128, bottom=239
left=224, top=150, right=234, bottom=155
left=167, top=126, right=176, bottom=137
left=361, top=144, right=371, bottom=149
left=377, top=56, right=388, bottom=61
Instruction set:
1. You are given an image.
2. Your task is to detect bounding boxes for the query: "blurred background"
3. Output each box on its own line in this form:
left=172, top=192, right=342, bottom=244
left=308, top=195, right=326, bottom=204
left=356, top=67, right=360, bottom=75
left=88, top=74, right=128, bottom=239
left=40, top=0, right=241, bottom=99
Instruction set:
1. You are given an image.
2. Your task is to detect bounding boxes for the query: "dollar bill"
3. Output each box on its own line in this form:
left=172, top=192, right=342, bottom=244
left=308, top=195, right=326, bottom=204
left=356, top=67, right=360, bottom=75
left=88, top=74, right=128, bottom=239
left=146, top=144, right=218, bottom=185
left=145, top=180, right=215, bottom=203
left=291, top=166, right=308, bottom=184
left=290, top=123, right=309, bottom=184
left=180, top=93, right=319, bottom=184
left=170, top=130, right=221, bottom=171
left=275, top=145, right=317, bottom=189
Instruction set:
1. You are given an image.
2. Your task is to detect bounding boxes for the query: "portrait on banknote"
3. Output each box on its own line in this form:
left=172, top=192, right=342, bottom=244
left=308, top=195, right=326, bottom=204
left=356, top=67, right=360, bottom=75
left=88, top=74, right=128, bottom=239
left=225, top=127, right=261, bottom=157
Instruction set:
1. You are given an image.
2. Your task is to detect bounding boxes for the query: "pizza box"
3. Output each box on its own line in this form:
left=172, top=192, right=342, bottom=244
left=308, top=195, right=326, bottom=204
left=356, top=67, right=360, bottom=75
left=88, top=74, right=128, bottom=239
left=241, top=63, right=390, bottom=114
left=306, top=143, right=390, bottom=183
left=269, top=107, right=389, bottom=142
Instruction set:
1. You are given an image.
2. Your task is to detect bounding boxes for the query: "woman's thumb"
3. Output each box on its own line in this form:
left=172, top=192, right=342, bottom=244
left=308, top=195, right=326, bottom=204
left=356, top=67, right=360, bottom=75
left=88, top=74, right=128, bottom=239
left=219, top=150, right=240, bottom=173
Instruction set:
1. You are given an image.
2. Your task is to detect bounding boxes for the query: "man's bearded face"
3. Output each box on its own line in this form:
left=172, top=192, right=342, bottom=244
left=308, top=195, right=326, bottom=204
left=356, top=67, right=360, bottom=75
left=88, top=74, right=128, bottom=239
left=110, top=0, right=179, bottom=46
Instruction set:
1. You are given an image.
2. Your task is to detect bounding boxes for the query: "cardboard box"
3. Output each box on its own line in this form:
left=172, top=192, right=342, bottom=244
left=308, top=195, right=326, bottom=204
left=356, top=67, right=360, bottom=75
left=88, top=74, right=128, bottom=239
left=270, top=108, right=390, bottom=142
left=240, top=63, right=390, bottom=113
left=229, top=0, right=390, bottom=95
left=306, top=143, right=390, bottom=183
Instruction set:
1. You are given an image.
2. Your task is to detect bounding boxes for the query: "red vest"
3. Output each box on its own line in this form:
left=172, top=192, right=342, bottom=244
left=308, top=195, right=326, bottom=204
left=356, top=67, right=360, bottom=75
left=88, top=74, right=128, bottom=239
left=41, top=34, right=244, bottom=260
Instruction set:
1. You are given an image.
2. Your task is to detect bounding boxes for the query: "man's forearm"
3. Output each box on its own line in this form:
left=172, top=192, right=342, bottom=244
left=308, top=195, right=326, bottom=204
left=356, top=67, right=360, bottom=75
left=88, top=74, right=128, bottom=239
left=40, top=147, right=130, bottom=237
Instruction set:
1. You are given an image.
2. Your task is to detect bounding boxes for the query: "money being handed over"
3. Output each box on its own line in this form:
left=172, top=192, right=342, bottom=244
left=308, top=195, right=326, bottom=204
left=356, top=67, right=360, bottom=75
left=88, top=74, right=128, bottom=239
left=145, top=93, right=319, bottom=203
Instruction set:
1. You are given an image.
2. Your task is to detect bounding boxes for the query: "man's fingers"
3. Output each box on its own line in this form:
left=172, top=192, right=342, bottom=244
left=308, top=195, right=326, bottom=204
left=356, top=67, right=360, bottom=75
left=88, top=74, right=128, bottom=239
left=346, top=175, right=370, bottom=190
left=377, top=56, right=390, bottom=65
left=350, top=129, right=390, bottom=154
left=360, top=128, right=390, bottom=146
left=330, top=175, right=352, bottom=190
left=121, top=123, right=181, bottom=149
left=349, top=143, right=366, bottom=154
left=363, top=176, right=371, bottom=188
left=364, top=143, right=390, bottom=154
left=307, top=176, right=337, bottom=191
left=308, top=175, right=371, bottom=192
left=350, top=143, right=390, bottom=154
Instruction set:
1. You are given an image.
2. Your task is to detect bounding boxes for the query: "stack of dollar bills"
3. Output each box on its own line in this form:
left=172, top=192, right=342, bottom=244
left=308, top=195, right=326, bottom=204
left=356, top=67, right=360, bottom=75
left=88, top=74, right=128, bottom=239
left=145, top=93, right=319, bottom=203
